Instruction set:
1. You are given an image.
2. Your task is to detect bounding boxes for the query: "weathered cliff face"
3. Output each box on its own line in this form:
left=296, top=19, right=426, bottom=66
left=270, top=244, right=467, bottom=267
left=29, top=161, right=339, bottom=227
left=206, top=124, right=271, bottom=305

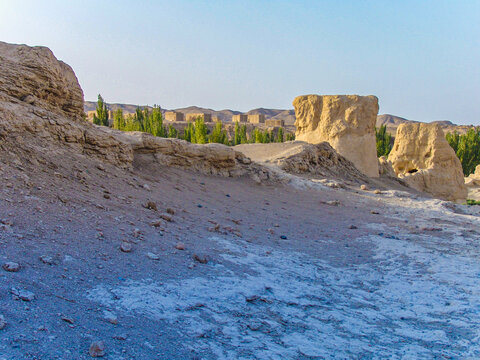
left=0, top=41, right=279, bottom=182
left=293, top=95, right=379, bottom=177
left=0, top=42, right=84, bottom=120
left=388, top=123, right=467, bottom=202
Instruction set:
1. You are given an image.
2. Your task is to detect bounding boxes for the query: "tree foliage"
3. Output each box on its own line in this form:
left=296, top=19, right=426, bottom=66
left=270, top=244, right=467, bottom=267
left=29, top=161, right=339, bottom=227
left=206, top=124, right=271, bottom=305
left=375, top=125, right=392, bottom=157
left=446, top=129, right=480, bottom=176
left=167, top=124, right=178, bottom=138
left=91, top=96, right=295, bottom=147
left=209, top=122, right=229, bottom=145
left=193, top=118, right=208, bottom=144
left=276, top=127, right=284, bottom=143
left=113, top=105, right=166, bottom=136
left=93, top=94, right=109, bottom=126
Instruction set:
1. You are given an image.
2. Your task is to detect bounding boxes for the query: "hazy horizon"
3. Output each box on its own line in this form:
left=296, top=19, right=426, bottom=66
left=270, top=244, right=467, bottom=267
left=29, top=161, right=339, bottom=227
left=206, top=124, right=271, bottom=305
left=1, top=0, right=479, bottom=125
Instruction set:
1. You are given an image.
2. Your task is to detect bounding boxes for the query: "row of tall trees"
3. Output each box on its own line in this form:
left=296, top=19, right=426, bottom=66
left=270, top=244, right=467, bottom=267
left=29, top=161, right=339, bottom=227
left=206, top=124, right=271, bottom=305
left=92, top=94, right=294, bottom=146
left=446, top=129, right=480, bottom=176
left=112, top=105, right=172, bottom=137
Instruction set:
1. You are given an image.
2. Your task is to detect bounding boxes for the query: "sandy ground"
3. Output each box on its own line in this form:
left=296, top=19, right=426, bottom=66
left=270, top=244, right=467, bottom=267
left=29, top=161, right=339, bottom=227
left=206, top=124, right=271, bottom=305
left=1, top=150, right=480, bottom=359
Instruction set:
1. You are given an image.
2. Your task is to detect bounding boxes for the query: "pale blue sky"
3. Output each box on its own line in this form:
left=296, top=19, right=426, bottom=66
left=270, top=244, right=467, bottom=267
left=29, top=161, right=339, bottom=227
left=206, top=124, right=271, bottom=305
left=1, top=0, right=479, bottom=124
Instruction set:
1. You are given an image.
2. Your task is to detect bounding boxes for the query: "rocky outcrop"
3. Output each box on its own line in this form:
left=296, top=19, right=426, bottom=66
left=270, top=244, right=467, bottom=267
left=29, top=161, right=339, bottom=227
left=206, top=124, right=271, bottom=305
left=234, top=141, right=370, bottom=184
left=465, top=165, right=480, bottom=187
left=465, top=166, right=480, bottom=201
left=388, top=123, right=467, bottom=202
left=0, top=41, right=280, bottom=182
left=0, top=41, right=84, bottom=120
left=293, top=95, right=379, bottom=177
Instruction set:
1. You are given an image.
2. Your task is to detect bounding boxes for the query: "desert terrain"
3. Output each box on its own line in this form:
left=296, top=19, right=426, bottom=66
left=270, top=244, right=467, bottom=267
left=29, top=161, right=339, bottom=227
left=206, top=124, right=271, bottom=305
left=1, top=40, right=480, bottom=360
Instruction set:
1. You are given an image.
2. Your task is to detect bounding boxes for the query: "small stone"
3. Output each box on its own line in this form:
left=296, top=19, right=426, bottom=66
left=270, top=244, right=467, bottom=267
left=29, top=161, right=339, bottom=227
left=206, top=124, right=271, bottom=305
left=120, top=242, right=132, bottom=253
left=280, top=235, right=287, bottom=240
left=325, top=200, right=340, bottom=206
left=371, top=210, right=380, bottom=215
left=96, top=164, right=105, bottom=171
left=113, top=334, right=127, bottom=340
left=0, top=315, right=6, bottom=330
left=11, top=288, right=35, bottom=301
left=160, top=214, right=172, bottom=222
left=147, top=252, right=160, bottom=260
left=103, top=194, right=110, bottom=199
left=349, top=225, right=358, bottom=229
left=247, top=322, right=262, bottom=331
left=143, top=184, right=151, bottom=191
left=133, top=228, right=142, bottom=237
left=103, top=311, right=118, bottom=325
left=360, top=184, right=369, bottom=191
left=150, top=219, right=162, bottom=227
left=374, top=189, right=382, bottom=194
left=2, top=262, right=20, bottom=272
left=175, top=242, right=185, bottom=250
left=166, top=208, right=175, bottom=215
left=193, top=254, right=208, bottom=264
left=61, top=315, right=74, bottom=324
left=89, top=341, right=105, bottom=357
left=39, top=255, right=54, bottom=265
left=144, top=201, right=157, bottom=211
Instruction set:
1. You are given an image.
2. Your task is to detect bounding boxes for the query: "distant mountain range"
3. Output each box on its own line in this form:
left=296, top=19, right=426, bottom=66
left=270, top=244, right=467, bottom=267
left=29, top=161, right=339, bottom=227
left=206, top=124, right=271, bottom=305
left=84, top=101, right=473, bottom=134
left=375, top=114, right=476, bottom=135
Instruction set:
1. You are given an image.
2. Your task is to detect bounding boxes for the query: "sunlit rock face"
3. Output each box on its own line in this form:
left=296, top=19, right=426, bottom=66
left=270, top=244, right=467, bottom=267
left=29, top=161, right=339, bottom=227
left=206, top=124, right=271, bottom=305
left=388, top=122, right=467, bottom=202
left=293, top=94, right=379, bottom=177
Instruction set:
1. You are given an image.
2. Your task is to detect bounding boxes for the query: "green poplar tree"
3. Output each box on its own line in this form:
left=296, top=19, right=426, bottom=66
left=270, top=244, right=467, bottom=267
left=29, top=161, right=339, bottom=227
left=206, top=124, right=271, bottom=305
left=93, top=94, right=109, bottom=126
left=276, top=127, right=284, bottom=142
left=375, top=125, right=392, bottom=157
left=234, top=122, right=241, bottom=145
left=168, top=124, right=178, bottom=138
left=209, top=122, right=227, bottom=144
left=193, top=118, right=208, bottom=144
left=239, top=125, right=248, bottom=144
left=112, top=109, right=125, bottom=130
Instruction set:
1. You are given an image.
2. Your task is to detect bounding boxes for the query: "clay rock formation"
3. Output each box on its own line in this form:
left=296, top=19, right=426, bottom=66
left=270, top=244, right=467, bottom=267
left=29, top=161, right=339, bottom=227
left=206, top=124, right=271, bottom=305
left=0, top=42, right=84, bottom=120
left=293, top=95, right=379, bottom=177
left=234, top=141, right=370, bottom=184
left=465, top=165, right=480, bottom=201
left=465, top=165, right=480, bottom=187
left=0, top=41, right=279, bottom=182
left=388, top=123, right=467, bottom=202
